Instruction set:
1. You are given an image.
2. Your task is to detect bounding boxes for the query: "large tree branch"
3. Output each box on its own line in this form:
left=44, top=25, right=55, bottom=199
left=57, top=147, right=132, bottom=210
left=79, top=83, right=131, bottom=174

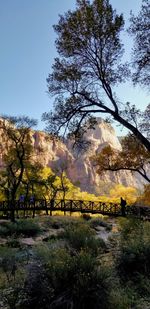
left=103, top=165, right=150, bottom=183
left=113, top=113, right=150, bottom=152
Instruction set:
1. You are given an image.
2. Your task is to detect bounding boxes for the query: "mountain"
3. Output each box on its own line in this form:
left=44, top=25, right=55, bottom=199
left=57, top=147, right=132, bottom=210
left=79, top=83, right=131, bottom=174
left=30, top=118, right=145, bottom=195
left=0, top=117, right=146, bottom=195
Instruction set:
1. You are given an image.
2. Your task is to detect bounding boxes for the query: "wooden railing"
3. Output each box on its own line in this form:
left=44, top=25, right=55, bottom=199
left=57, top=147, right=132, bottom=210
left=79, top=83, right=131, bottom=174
left=0, top=199, right=150, bottom=219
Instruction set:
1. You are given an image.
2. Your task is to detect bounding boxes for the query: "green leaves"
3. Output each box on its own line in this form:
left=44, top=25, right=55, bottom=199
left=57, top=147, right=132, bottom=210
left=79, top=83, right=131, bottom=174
left=44, top=0, right=150, bottom=153
left=129, top=0, right=150, bottom=88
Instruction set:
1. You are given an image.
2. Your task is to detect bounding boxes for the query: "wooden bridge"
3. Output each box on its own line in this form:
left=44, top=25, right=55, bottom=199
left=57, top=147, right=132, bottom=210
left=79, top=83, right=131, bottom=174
left=0, top=199, right=150, bottom=219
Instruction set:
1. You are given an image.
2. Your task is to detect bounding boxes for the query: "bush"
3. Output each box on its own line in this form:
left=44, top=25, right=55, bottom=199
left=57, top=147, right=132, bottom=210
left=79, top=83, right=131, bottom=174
left=1, top=285, right=22, bottom=309
left=6, top=238, right=21, bottom=248
left=34, top=245, right=111, bottom=309
left=0, top=225, right=9, bottom=237
left=136, top=274, right=150, bottom=297
left=35, top=246, right=72, bottom=282
left=109, top=286, right=136, bottom=309
left=71, top=250, right=111, bottom=309
left=81, top=213, right=91, bottom=221
left=0, top=247, right=20, bottom=283
left=117, top=241, right=150, bottom=277
left=61, top=223, right=106, bottom=254
left=20, top=263, right=54, bottom=309
left=117, top=219, right=150, bottom=280
left=0, top=219, right=41, bottom=237
left=89, top=217, right=112, bottom=231
left=43, top=216, right=81, bottom=230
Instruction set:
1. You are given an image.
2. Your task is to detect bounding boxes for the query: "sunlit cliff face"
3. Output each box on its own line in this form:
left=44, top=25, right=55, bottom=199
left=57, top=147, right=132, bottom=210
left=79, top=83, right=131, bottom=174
left=0, top=118, right=146, bottom=195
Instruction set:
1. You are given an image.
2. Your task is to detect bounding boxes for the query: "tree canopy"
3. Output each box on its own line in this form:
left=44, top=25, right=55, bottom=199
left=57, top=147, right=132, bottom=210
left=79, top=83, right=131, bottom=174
left=129, top=0, right=150, bottom=88
left=0, top=116, right=38, bottom=220
left=92, top=134, right=150, bottom=183
left=43, top=0, right=150, bottom=152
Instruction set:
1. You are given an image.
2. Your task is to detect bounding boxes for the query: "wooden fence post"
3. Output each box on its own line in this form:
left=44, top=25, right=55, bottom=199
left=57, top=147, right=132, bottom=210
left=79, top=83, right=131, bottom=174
left=50, top=199, right=54, bottom=216
left=32, top=200, right=35, bottom=218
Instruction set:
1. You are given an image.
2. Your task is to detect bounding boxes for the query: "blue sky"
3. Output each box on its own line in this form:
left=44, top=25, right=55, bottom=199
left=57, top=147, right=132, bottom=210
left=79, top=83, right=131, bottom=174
left=0, top=0, right=149, bottom=133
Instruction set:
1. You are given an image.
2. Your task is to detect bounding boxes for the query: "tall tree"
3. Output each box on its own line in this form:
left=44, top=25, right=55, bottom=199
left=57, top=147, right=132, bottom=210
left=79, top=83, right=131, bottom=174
left=53, top=160, right=70, bottom=200
left=20, top=163, right=44, bottom=200
left=129, top=0, right=150, bottom=89
left=0, top=116, right=37, bottom=221
left=43, top=0, right=150, bottom=151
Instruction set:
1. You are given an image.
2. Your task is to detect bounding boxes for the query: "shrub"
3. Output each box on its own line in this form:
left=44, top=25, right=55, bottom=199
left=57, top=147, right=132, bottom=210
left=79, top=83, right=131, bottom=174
left=1, top=285, right=22, bottom=309
left=81, top=213, right=91, bottom=221
left=117, top=219, right=150, bottom=280
left=61, top=223, right=105, bottom=254
left=117, top=241, right=150, bottom=279
left=43, top=215, right=81, bottom=230
left=0, top=247, right=20, bottom=283
left=0, top=219, right=41, bottom=237
left=35, top=245, right=111, bottom=309
left=109, top=286, right=136, bottom=309
left=0, top=225, right=9, bottom=237
left=135, top=274, right=150, bottom=297
left=35, top=246, right=74, bottom=290
left=6, top=238, right=21, bottom=248
left=19, top=263, right=54, bottom=309
left=89, top=217, right=112, bottom=231
left=71, top=250, right=111, bottom=309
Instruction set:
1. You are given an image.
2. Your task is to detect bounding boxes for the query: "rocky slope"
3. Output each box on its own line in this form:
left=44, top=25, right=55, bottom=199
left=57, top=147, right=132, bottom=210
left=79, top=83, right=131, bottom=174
left=31, top=119, right=145, bottom=194
left=0, top=118, right=146, bottom=194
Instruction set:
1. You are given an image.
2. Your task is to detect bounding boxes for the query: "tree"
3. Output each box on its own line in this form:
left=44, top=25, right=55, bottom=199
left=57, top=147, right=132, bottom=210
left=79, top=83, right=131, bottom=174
left=92, top=134, right=150, bottom=183
left=137, top=184, right=150, bottom=206
left=129, top=0, right=150, bottom=88
left=53, top=160, right=70, bottom=200
left=43, top=0, right=150, bottom=152
left=20, top=163, right=44, bottom=200
left=109, top=184, right=138, bottom=204
left=0, top=116, right=37, bottom=221
left=35, top=167, right=59, bottom=200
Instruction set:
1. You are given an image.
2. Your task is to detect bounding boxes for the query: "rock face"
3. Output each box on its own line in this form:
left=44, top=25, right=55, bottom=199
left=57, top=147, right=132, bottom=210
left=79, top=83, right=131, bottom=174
left=0, top=118, right=146, bottom=194
left=31, top=119, right=145, bottom=194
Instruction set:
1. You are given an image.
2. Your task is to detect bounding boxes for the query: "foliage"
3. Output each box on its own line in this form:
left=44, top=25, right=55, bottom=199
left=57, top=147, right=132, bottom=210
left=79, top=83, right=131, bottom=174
left=0, top=219, right=41, bottom=237
left=108, top=286, right=136, bottom=309
left=128, top=0, right=150, bottom=88
left=0, top=116, right=37, bottom=199
left=21, top=263, right=54, bottom=309
left=0, top=191, right=5, bottom=202
left=92, top=134, right=150, bottom=182
left=109, top=184, right=138, bottom=204
left=81, top=213, right=91, bottom=220
left=0, top=247, right=19, bottom=283
left=41, top=215, right=79, bottom=229
left=116, top=219, right=150, bottom=283
left=34, top=245, right=110, bottom=309
left=60, top=222, right=106, bottom=254
left=43, top=0, right=150, bottom=153
left=0, top=215, right=150, bottom=308
left=89, top=217, right=111, bottom=231
left=19, top=163, right=45, bottom=200
left=33, top=222, right=109, bottom=308
left=0, top=116, right=39, bottom=221
left=0, top=246, right=26, bottom=292
left=137, top=184, right=150, bottom=206
left=6, top=237, right=21, bottom=248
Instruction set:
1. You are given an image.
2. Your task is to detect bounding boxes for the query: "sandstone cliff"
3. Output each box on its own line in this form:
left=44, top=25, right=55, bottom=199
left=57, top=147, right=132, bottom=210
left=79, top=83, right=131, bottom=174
left=31, top=119, right=145, bottom=194
left=0, top=118, right=146, bottom=194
